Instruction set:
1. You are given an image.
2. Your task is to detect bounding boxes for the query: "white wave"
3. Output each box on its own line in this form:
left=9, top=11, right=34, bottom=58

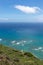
left=17, top=40, right=27, bottom=44
left=16, top=42, right=20, bottom=45
left=11, top=40, right=26, bottom=46
left=38, top=47, right=42, bottom=50
left=11, top=40, right=33, bottom=46
left=11, top=41, right=16, bottom=44
left=26, top=40, right=33, bottom=44
left=23, top=41, right=26, bottom=43
left=33, top=47, right=43, bottom=51
left=0, top=38, right=2, bottom=41
left=19, top=40, right=27, bottom=43
left=34, top=49, right=39, bottom=51
left=16, top=40, right=26, bottom=45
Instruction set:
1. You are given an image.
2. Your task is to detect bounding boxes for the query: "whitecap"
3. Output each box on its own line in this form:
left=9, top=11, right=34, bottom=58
left=17, top=40, right=27, bottom=45
left=33, top=47, right=43, bottom=51
left=38, top=47, right=42, bottom=50
left=0, top=38, right=2, bottom=41
left=34, top=49, right=39, bottom=51
left=16, top=42, right=20, bottom=45
left=11, top=41, right=16, bottom=44
left=20, top=40, right=26, bottom=43
left=23, top=41, right=26, bottom=43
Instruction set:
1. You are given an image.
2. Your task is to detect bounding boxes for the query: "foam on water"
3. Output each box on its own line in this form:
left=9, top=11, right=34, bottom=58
left=33, top=47, right=43, bottom=51
left=0, top=38, right=2, bottom=41
left=0, top=23, right=43, bottom=59
left=11, top=41, right=16, bottom=44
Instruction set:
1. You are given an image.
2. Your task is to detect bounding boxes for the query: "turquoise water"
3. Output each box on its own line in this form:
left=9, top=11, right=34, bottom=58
left=0, top=22, right=43, bottom=59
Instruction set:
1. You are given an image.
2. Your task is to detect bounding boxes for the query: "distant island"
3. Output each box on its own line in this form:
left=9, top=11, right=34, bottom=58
left=0, top=44, right=43, bottom=65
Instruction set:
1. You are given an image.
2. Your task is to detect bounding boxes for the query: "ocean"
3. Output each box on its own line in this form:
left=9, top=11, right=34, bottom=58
left=0, top=22, right=43, bottom=59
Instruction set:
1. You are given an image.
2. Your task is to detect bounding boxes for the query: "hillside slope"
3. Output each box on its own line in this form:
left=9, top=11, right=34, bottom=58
left=0, top=44, right=43, bottom=65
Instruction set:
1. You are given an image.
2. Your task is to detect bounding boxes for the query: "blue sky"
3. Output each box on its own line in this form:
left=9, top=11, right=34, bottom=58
left=0, top=0, right=43, bottom=22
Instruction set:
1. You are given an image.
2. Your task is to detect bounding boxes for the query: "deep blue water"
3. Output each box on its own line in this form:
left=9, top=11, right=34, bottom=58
left=0, top=22, right=43, bottom=59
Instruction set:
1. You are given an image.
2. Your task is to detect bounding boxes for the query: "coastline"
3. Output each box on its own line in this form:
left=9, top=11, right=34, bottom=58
left=0, top=44, right=43, bottom=65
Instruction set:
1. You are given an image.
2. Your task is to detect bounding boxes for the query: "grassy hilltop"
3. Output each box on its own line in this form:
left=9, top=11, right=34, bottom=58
left=0, top=44, right=43, bottom=65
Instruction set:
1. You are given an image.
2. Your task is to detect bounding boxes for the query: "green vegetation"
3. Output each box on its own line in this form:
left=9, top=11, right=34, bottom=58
left=0, top=44, right=43, bottom=65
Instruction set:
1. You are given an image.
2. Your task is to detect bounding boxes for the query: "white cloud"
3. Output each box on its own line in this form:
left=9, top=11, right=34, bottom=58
left=14, top=5, right=41, bottom=14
